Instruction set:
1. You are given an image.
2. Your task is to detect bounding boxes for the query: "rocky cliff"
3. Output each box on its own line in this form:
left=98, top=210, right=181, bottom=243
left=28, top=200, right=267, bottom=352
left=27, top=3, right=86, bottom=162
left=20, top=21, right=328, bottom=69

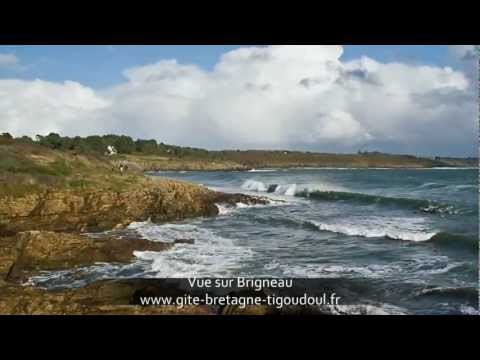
left=0, top=170, right=269, bottom=314
left=0, top=177, right=267, bottom=236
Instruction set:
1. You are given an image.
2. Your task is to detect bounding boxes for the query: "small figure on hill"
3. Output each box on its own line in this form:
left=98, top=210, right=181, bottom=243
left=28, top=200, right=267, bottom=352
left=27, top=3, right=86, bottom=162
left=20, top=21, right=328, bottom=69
left=119, top=163, right=128, bottom=175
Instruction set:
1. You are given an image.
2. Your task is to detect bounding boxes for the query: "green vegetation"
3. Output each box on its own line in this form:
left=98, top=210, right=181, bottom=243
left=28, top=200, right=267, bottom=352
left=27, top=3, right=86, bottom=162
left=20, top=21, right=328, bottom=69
left=3, top=132, right=477, bottom=168
left=0, top=131, right=476, bottom=198
left=0, top=138, right=145, bottom=198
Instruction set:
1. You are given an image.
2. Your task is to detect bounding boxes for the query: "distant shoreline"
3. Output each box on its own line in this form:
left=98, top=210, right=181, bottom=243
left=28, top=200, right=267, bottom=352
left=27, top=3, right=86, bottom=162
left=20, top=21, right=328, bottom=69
left=146, top=166, right=479, bottom=173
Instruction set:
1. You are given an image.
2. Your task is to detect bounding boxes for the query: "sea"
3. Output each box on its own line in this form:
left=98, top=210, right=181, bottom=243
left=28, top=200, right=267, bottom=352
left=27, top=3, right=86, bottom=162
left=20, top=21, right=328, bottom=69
left=31, top=168, right=479, bottom=315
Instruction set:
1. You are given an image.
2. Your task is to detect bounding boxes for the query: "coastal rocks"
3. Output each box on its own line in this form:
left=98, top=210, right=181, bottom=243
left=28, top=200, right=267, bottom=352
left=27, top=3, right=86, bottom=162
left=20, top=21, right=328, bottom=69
left=208, top=192, right=270, bottom=207
left=0, top=279, right=215, bottom=315
left=267, top=184, right=279, bottom=193
left=0, top=175, right=270, bottom=314
left=0, top=180, right=219, bottom=234
left=0, top=177, right=269, bottom=236
left=1, top=231, right=173, bottom=281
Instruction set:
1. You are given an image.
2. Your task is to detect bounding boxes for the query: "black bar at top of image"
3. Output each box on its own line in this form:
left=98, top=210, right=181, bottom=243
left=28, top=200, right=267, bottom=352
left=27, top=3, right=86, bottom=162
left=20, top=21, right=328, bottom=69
left=1, top=5, right=479, bottom=45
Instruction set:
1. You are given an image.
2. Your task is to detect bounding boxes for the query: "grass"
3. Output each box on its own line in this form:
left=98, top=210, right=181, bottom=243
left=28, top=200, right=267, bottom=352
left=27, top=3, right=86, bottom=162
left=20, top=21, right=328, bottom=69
left=0, top=142, right=145, bottom=198
left=0, top=139, right=475, bottom=198
left=122, top=150, right=449, bottom=170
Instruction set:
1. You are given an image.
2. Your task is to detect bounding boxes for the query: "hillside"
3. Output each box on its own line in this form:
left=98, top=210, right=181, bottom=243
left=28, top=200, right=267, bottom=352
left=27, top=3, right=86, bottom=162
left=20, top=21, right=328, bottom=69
left=0, top=136, right=269, bottom=314
left=121, top=150, right=477, bottom=171
left=3, top=133, right=476, bottom=173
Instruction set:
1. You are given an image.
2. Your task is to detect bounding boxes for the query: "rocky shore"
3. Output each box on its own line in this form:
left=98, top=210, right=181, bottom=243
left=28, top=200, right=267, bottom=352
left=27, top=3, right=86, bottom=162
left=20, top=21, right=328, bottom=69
left=0, top=177, right=268, bottom=236
left=0, top=175, right=269, bottom=314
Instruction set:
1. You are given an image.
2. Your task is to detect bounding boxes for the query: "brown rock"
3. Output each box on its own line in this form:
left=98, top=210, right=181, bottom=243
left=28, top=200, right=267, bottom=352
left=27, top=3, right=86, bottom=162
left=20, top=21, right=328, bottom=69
left=0, top=179, right=266, bottom=235
left=0, top=279, right=216, bottom=315
left=2, top=231, right=172, bottom=281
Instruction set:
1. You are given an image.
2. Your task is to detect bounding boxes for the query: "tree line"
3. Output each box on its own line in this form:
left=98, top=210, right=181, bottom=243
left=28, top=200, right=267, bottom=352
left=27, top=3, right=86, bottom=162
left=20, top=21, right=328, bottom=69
left=0, top=132, right=216, bottom=159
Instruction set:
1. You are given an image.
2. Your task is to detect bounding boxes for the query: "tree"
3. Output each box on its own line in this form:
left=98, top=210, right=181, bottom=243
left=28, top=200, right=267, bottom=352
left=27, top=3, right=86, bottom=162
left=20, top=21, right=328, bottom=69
left=16, top=136, right=34, bottom=144
left=38, top=133, right=63, bottom=149
left=83, top=135, right=105, bottom=153
left=0, top=132, right=14, bottom=144
left=1, top=132, right=13, bottom=139
left=112, top=135, right=135, bottom=154
left=135, top=139, right=158, bottom=154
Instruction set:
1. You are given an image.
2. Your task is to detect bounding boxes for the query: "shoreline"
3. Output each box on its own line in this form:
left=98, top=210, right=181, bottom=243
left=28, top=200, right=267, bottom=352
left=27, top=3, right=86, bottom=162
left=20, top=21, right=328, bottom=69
left=146, top=166, right=479, bottom=173
left=0, top=145, right=272, bottom=314
left=0, top=140, right=477, bottom=314
left=0, top=184, right=271, bottom=314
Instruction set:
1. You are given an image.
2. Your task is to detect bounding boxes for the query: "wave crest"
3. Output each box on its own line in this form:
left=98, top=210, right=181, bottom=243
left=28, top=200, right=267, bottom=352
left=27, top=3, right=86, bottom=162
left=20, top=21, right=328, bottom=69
left=240, top=180, right=458, bottom=214
left=310, top=220, right=437, bottom=242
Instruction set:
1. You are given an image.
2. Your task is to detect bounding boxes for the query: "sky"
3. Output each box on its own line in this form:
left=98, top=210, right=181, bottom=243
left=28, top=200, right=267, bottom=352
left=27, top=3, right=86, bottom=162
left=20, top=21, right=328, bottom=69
left=0, top=45, right=477, bottom=156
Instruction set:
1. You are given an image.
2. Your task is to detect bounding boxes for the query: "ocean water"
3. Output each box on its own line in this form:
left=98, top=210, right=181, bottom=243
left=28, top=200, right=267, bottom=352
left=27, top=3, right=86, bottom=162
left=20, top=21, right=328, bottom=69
left=31, top=168, right=479, bottom=315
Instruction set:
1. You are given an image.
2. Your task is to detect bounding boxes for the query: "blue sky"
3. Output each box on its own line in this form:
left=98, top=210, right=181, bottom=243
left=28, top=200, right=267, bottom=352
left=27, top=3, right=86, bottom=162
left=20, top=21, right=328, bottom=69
left=0, top=45, right=461, bottom=88
left=0, top=45, right=476, bottom=156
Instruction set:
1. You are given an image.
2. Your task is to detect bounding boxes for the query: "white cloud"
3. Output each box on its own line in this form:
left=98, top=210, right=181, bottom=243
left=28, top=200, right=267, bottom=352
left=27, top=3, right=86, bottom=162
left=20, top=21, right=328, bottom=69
left=0, top=46, right=476, bottom=156
left=0, top=79, right=110, bottom=136
left=0, top=53, right=19, bottom=67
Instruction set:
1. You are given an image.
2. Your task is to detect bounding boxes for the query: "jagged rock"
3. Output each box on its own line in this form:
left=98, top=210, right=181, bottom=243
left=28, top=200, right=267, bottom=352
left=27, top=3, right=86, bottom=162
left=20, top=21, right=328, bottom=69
left=208, top=192, right=270, bottom=207
left=1, top=231, right=173, bottom=281
left=0, top=279, right=215, bottom=315
left=0, top=179, right=267, bottom=235
left=174, top=238, right=195, bottom=244
left=0, top=176, right=270, bottom=314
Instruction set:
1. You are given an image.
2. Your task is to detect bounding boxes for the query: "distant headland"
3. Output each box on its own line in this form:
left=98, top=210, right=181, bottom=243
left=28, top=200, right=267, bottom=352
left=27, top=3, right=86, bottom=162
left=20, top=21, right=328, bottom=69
left=2, top=132, right=477, bottom=172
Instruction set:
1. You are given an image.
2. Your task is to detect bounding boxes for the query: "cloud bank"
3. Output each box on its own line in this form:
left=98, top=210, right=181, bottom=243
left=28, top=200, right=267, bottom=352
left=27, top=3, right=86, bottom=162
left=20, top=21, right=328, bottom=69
left=0, top=45, right=477, bottom=156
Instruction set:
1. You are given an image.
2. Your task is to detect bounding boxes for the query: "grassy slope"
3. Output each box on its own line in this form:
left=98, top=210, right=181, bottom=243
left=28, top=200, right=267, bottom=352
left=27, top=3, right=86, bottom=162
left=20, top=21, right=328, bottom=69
left=0, top=140, right=145, bottom=198
left=1, top=139, right=476, bottom=199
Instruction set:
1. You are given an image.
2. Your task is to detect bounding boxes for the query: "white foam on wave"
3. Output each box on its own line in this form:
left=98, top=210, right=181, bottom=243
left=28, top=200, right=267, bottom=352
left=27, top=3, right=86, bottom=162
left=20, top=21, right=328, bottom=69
left=326, top=304, right=407, bottom=315
left=215, top=204, right=235, bottom=215
left=132, top=222, right=253, bottom=277
left=267, top=252, right=463, bottom=281
left=309, top=216, right=437, bottom=242
left=247, top=169, right=278, bottom=172
left=275, top=184, right=298, bottom=196
left=452, top=184, right=477, bottom=190
left=214, top=198, right=287, bottom=217
left=410, top=255, right=466, bottom=276
left=241, top=179, right=268, bottom=192
left=460, top=305, right=480, bottom=315
left=277, top=262, right=403, bottom=279
left=127, top=219, right=153, bottom=230
left=240, top=179, right=346, bottom=196
left=419, top=182, right=443, bottom=189
left=418, top=262, right=464, bottom=275
left=431, top=167, right=478, bottom=170
left=27, top=261, right=142, bottom=289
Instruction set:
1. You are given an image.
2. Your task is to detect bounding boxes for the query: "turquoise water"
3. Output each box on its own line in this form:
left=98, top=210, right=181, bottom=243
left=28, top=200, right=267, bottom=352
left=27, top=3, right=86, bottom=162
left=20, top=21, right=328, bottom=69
left=32, top=168, right=479, bottom=314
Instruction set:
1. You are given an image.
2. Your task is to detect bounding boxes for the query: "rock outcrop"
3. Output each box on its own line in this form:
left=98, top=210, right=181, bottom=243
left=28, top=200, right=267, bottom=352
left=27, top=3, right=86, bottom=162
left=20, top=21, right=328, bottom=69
left=0, top=279, right=216, bottom=315
left=0, top=176, right=271, bottom=314
left=1, top=231, right=173, bottom=282
left=0, top=178, right=268, bottom=236
left=0, top=180, right=212, bottom=235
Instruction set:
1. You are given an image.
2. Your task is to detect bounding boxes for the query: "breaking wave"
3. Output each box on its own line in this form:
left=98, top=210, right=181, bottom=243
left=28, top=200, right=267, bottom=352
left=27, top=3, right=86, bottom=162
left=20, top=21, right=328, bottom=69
left=300, top=191, right=458, bottom=214
left=309, top=220, right=437, bottom=242
left=240, top=179, right=459, bottom=215
left=241, top=179, right=268, bottom=192
left=306, top=219, right=477, bottom=252
left=416, top=286, right=478, bottom=301
left=131, top=222, right=253, bottom=277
